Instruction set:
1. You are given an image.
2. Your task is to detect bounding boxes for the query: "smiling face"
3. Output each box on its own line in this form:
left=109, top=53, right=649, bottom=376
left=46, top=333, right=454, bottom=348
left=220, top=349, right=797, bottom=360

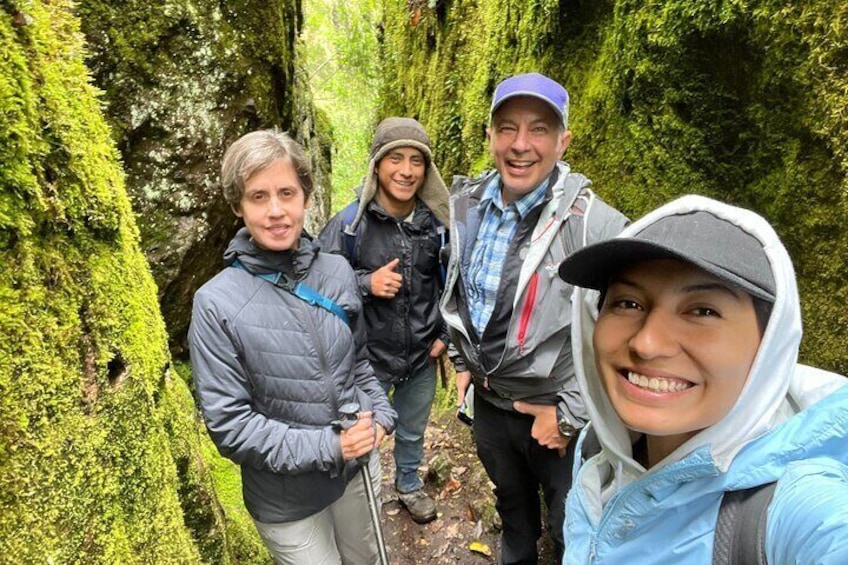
left=487, top=96, right=571, bottom=203
left=234, top=158, right=307, bottom=252
left=375, top=146, right=426, bottom=217
left=593, top=258, right=762, bottom=459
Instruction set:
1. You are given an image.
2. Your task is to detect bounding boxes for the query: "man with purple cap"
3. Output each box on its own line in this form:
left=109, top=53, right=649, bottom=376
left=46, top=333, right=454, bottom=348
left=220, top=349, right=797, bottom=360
left=440, top=72, right=628, bottom=563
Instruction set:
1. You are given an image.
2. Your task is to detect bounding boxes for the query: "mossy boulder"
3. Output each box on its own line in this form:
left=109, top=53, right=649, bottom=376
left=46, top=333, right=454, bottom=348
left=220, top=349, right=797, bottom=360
left=76, top=0, right=332, bottom=354
left=0, top=1, right=255, bottom=560
left=379, top=0, right=848, bottom=374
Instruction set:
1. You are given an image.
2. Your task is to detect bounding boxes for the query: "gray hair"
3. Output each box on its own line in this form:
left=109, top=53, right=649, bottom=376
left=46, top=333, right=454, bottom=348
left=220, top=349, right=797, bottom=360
left=220, top=129, right=313, bottom=209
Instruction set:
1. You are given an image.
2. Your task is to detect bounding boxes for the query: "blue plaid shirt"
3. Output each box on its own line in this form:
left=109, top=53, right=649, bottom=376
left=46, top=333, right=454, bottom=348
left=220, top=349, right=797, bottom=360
left=466, top=175, right=549, bottom=336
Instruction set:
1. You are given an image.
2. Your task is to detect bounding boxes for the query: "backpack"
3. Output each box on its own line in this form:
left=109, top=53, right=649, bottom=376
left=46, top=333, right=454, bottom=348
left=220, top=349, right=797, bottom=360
left=712, top=482, right=777, bottom=565
left=340, top=199, right=447, bottom=284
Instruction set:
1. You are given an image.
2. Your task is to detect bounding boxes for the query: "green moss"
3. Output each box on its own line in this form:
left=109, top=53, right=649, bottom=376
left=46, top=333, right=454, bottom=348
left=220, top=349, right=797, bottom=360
left=200, top=433, right=273, bottom=564
left=75, top=0, right=331, bottom=349
left=378, top=0, right=848, bottom=374
left=0, top=1, right=240, bottom=560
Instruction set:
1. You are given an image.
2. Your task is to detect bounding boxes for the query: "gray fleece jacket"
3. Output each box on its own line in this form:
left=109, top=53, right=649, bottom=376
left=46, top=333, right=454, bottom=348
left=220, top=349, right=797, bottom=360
left=189, top=229, right=396, bottom=522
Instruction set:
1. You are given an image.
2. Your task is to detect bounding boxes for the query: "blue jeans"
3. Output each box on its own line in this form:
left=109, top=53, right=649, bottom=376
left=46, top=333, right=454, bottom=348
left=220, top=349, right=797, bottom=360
left=381, top=364, right=437, bottom=494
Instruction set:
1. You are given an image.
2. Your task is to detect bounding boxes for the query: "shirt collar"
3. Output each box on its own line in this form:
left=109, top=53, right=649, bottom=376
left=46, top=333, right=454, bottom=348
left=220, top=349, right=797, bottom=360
left=480, top=173, right=551, bottom=219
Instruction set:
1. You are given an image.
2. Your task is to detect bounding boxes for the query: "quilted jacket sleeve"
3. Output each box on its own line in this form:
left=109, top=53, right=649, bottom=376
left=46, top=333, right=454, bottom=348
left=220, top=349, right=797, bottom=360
left=344, top=269, right=397, bottom=434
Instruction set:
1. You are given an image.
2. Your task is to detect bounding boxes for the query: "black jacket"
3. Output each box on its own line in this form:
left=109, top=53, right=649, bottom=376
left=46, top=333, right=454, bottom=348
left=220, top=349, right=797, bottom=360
left=318, top=198, right=449, bottom=383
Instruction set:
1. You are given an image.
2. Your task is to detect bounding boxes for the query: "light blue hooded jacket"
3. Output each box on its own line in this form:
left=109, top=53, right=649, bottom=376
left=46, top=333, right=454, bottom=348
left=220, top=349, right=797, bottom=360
left=564, top=195, right=848, bottom=564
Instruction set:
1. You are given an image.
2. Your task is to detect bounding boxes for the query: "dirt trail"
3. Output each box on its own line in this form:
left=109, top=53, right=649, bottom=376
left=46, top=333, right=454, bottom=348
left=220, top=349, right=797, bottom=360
left=378, top=408, right=556, bottom=564
left=379, top=411, right=498, bottom=564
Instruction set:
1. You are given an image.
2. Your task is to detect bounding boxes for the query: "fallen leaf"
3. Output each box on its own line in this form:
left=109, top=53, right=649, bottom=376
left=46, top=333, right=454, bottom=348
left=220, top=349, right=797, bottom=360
left=469, top=541, right=492, bottom=557
left=453, top=465, right=468, bottom=476
left=441, top=477, right=462, bottom=496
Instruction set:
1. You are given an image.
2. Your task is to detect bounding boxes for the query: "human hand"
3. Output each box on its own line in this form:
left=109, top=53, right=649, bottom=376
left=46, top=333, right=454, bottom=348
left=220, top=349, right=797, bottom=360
left=513, top=401, right=569, bottom=457
left=455, top=371, right=472, bottom=407
left=428, top=338, right=447, bottom=361
left=339, top=411, right=376, bottom=461
left=370, top=258, right=403, bottom=298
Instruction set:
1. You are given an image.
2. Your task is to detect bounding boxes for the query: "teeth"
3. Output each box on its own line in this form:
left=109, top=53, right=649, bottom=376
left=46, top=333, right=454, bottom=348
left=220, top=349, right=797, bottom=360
left=627, top=371, right=689, bottom=393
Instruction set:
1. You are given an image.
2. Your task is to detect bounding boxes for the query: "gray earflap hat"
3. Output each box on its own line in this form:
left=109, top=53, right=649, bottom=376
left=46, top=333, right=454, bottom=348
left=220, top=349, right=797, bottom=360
left=348, top=117, right=450, bottom=230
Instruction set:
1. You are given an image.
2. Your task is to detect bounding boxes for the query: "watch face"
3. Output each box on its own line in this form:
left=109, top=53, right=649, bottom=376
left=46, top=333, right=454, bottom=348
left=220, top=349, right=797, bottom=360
left=558, top=419, right=576, bottom=438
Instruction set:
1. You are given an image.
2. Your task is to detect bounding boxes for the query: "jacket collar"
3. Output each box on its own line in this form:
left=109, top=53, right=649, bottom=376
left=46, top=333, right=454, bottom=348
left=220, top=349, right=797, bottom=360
left=222, top=227, right=317, bottom=280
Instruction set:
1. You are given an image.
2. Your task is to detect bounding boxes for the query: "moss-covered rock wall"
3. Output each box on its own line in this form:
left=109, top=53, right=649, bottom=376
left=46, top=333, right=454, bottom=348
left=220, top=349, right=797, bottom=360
left=379, top=0, right=848, bottom=374
left=76, top=0, right=332, bottom=354
left=0, top=1, right=246, bottom=561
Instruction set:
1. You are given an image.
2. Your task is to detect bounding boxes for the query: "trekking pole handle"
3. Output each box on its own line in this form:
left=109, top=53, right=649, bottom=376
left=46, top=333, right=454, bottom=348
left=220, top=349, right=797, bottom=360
left=333, top=402, right=371, bottom=464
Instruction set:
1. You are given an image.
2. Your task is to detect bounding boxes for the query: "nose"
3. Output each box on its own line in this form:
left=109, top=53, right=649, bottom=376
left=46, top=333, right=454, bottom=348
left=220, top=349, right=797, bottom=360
left=267, top=194, right=283, bottom=217
left=628, top=308, right=679, bottom=360
left=510, top=126, right=531, bottom=153
left=399, top=158, right=413, bottom=177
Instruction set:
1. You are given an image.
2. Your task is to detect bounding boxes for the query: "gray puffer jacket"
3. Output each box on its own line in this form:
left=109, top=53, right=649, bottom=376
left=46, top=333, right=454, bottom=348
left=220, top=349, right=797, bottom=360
left=189, top=229, right=396, bottom=523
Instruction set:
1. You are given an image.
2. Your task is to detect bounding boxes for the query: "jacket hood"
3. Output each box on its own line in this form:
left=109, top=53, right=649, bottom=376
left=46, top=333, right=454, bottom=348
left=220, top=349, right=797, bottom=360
left=347, top=149, right=450, bottom=232
left=222, top=227, right=318, bottom=280
left=572, top=195, right=845, bottom=488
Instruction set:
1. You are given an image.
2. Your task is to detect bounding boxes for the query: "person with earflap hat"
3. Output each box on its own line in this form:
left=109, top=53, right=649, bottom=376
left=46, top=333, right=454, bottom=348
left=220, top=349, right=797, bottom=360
left=318, top=117, right=449, bottom=524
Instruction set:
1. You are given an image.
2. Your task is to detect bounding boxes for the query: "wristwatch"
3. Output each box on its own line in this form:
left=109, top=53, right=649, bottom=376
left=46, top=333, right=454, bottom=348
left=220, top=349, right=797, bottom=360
left=556, top=404, right=577, bottom=440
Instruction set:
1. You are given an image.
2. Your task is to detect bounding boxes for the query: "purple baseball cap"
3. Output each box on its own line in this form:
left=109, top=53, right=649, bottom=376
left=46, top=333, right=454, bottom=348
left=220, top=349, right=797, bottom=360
left=490, top=72, right=569, bottom=129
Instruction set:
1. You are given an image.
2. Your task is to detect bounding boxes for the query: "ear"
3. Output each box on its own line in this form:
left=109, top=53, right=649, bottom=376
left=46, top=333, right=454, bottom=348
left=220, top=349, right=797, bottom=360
left=231, top=204, right=243, bottom=218
left=557, top=129, right=573, bottom=158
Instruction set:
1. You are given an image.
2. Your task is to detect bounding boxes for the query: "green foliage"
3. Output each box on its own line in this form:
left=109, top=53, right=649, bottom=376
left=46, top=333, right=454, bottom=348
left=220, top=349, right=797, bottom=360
left=301, top=0, right=384, bottom=210
left=378, top=0, right=848, bottom=374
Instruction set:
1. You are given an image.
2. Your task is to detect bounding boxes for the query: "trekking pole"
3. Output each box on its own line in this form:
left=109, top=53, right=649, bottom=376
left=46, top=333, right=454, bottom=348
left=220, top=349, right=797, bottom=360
left=336, top=402, right=390, bottom=565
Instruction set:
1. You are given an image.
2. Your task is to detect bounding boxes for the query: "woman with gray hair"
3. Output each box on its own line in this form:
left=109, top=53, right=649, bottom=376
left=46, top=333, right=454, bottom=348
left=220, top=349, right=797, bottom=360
left=189, top=129, right=396, bottom=564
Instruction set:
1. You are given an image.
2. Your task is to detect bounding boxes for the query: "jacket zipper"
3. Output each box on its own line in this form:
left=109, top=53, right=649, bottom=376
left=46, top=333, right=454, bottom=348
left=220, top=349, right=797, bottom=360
left=516, top=272, right=539, bottom=354
left=396, top=221, right=413, bottom=377
left=301, top=297, right=339, bottom=418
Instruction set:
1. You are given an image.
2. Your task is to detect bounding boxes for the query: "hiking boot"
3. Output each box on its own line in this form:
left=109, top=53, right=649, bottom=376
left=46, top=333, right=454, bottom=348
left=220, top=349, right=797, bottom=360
left=396, top=488, right=437, bottom=524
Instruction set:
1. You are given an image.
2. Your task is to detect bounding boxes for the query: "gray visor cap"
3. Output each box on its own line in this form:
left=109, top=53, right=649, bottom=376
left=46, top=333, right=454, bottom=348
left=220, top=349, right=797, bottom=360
left=557, top=210, right=776, bottom=302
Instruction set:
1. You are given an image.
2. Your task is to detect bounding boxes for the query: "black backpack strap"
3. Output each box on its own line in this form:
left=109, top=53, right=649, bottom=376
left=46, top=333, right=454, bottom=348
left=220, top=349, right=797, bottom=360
left=340, top=200, right=360, bottom=259
left=713, top=482, right=777, bottom=565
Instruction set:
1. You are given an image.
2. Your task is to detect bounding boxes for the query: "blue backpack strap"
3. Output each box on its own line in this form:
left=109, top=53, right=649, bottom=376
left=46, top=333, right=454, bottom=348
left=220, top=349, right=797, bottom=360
left=230, top=260, right=350, bottom=326
left=291, top=282, right=350, bottom=325
left=340, top=200, right=360, bottom=259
